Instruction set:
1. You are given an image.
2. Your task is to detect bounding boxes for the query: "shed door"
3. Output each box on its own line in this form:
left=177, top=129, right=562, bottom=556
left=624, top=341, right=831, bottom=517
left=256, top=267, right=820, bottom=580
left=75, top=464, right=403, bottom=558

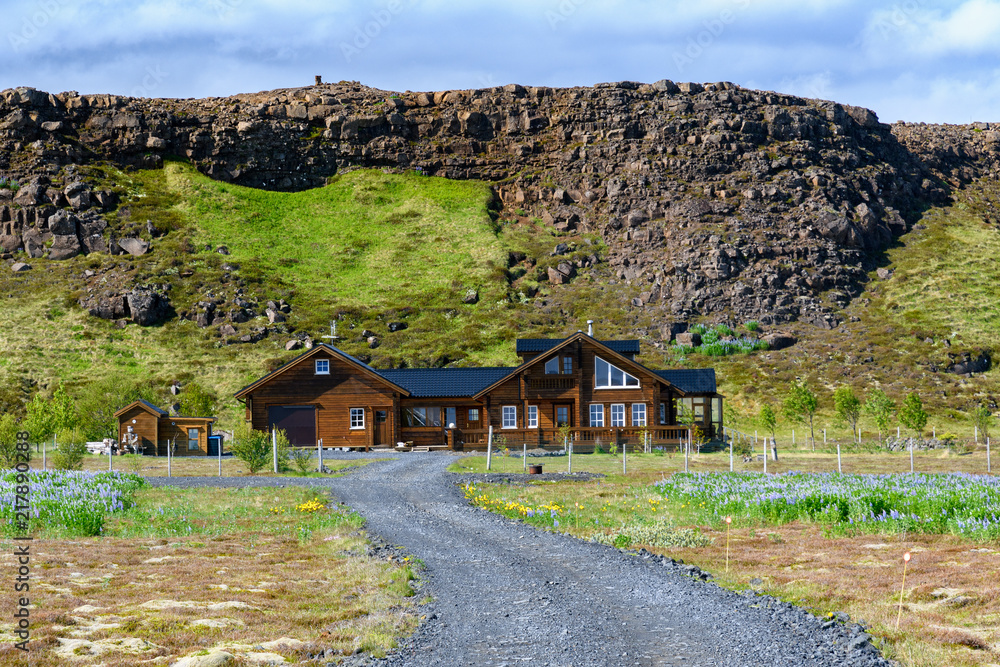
left=268, top=406, right=316, bottom=445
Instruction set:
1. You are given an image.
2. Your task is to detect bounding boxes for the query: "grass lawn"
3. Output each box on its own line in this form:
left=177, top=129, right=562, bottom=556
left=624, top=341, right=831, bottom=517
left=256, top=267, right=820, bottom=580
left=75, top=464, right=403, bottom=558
left=0, top=484, right=420, bottom=666
left=455, top=450, right=1000, bottom=666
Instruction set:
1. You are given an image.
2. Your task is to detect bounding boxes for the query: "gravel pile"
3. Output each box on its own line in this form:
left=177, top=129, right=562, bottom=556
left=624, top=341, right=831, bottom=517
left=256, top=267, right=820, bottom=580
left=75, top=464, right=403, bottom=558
left=147, top=454, right=894, bottom=666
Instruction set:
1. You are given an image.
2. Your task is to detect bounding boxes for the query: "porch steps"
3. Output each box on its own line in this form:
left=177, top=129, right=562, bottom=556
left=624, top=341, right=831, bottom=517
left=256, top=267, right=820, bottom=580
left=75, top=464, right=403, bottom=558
left=410, top=446, right=431, bottom=453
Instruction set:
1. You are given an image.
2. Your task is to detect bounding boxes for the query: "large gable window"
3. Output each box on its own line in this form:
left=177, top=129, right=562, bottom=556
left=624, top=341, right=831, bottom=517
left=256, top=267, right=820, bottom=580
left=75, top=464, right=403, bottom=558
left=595, top=357, right=639, bottom=388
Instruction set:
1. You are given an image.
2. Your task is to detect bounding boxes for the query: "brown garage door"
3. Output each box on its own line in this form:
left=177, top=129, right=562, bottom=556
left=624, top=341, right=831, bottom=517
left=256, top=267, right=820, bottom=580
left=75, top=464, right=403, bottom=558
left=268, top=406, right=316, bottom=445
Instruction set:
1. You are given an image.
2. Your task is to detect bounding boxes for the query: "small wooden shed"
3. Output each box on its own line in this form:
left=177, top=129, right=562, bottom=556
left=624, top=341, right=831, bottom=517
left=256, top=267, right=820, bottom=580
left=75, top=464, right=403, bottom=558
left=115, top=400, right=215, bottom=456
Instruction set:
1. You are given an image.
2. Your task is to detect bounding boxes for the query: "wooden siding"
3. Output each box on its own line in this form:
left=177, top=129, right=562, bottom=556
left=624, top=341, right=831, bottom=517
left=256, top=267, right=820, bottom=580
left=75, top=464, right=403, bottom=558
left=246, top=350, right=397, bottom=448
left=117, top=406, right=159, bottom=454
left=156, top=418, right=213, bottom=457
left=486, top=338, right=669, bottom=432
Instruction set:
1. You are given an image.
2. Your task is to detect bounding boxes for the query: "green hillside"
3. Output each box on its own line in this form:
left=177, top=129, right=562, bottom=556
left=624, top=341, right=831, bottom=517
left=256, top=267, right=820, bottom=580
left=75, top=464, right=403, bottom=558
left=0, top=164, right=997, bottom=438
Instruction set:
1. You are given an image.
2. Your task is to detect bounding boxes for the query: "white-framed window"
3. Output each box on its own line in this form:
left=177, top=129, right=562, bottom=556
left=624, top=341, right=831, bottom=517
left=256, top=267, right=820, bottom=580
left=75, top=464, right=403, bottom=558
left=350, top=408, right=365, bottom=429
left=595, top=357, right=639, bottom=388
left=632, top=403, right=647, bottom=427
left=659, top=402, right=667, bottom=425
left=589, top=404, right=605, bottom=427
left=544, top=357, right=560, bottom=374
left=527, top=405, right=538, bottom=428
left=315, top=359, right=330, bottom=375
left=187, top=428, right=199, bottom=451
left=502, top=406, right=517, bottom=429
left=611, top=404, right=626, bottom=427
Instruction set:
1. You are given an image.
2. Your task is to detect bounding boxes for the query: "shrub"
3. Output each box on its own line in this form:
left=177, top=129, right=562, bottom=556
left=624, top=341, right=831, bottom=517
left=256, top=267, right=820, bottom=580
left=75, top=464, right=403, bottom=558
left=290, top=447, right=314, bottom=474
left=230, top=422, right=289, bottom=474
left=744, top=320, right=760, bottom=332
left=51, top=427, right=87, bottom=471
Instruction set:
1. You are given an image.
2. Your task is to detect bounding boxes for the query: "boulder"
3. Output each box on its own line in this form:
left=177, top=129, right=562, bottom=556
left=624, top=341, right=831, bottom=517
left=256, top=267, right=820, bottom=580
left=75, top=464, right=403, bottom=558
left=118, top=237, right=150, bottom=256
left=219, top=324, right=237, bottom=336
left=462, top=288, right=479, bottom=304
left=47, top=210, right=78, bottom=236
left=387, top=322, right=407, bottom=332
left=285, top=339, right=303, bottom=351
left=676, top=332, right=702, bottom=347
left=946, top=352, right=991, bottom=375
left=13, top=184, right=45, bottom=207
left=876, top=267, right=893, bottom=280
left=23, top=229, right=45, bottom=258
left=547, top=266, right=568, bottom=285
left=88, top=295, right=129, bottom=320
left=367, top=335, right=380, bottom=349
left=266, top=308, right=286, bottom=324
left=127, top=288, right=170, bottom=326
left=11, top=262, right=31, bottom=272
left=763, top=333, right=797, bottom=351
left=48, top=234, right=83, bottom=260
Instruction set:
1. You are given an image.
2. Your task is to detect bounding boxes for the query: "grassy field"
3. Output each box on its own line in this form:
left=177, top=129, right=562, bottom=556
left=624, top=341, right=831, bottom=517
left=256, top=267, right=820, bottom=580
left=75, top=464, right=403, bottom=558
left=0, top=484, right=420, bottom=665
left=455, top=451, right=1000, bottom=666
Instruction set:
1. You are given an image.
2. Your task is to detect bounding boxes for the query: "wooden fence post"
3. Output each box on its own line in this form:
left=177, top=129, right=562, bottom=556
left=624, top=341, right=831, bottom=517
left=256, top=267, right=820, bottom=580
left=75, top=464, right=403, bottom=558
left=486, top=425, right=493, bottom=471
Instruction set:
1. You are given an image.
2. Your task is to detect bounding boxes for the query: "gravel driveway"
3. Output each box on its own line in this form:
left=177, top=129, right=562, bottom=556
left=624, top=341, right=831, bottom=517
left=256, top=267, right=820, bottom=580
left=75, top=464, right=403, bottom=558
left=149, top=453, right=893, bottom=666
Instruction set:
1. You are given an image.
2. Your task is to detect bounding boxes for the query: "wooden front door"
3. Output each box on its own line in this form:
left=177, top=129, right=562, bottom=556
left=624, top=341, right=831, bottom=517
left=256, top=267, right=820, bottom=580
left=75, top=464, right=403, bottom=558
left=374, top=410, right=388, bottom=446
left=555, top=404, right=572, bottom=427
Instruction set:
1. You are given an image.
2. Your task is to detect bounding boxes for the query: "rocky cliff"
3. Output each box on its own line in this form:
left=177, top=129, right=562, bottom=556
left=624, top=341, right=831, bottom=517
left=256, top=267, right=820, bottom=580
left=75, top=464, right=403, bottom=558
left=2, top=80, right=999, bottom=333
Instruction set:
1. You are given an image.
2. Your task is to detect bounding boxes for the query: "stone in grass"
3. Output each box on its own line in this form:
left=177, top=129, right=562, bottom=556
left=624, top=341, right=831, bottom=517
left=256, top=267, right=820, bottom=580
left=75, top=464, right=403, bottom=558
left=172, top=650, right=236, bottom=667
left=11, top=262, right=31, bottom=272
left=118, top=236, right=150, bottom=256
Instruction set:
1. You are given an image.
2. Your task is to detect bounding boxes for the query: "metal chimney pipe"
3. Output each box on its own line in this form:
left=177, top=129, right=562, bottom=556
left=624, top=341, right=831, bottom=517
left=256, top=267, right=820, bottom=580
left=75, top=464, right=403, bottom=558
left=587, top=320, right=593, bottom=336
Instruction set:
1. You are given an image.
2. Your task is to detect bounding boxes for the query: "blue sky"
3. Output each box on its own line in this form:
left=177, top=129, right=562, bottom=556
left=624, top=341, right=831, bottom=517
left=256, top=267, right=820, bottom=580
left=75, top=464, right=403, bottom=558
left=2, top=0, right=998, bottom=124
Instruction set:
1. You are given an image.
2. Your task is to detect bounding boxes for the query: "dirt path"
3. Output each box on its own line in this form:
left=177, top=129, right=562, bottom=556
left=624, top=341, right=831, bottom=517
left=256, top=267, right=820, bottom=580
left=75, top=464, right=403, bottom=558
left=151, top=454, right=890, bottom=666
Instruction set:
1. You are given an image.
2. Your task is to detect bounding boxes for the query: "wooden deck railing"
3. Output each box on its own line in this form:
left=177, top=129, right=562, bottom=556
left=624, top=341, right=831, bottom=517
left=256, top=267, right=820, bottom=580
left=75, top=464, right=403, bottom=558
left=525, top=377, right=576, bottom=391
left=454, top=425, right=716, bottom=451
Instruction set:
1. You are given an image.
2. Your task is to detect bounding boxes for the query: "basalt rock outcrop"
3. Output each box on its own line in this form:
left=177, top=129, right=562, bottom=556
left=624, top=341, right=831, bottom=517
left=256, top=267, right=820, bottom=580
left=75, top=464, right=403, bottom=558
left=2, top=80, right=999, bottom=328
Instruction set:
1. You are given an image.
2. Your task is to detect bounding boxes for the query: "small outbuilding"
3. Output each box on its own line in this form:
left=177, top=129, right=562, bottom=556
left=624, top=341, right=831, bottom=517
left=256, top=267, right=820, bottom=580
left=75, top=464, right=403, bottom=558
left=115, top=400, right=216, bottom=456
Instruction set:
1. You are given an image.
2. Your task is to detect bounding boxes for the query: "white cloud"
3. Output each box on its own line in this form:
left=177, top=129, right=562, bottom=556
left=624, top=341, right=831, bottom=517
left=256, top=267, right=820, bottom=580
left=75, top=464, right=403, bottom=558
left=0, top=0, right=997, bottom=123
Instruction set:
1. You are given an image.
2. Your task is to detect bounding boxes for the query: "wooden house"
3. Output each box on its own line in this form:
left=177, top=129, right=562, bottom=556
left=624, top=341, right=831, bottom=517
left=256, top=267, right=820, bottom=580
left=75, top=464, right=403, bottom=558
left=114, top=400, right=215, bottom=456
left=234, top=333, right=722, bottom=450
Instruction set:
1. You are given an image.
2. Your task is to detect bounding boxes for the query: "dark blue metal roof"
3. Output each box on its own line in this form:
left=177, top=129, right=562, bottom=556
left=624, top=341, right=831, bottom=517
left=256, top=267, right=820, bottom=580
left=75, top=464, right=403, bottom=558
left=379, top=368, right=518, bottom=398
left=138, top=399, right=167, bottom=416
left=516, top=339, right=641, bottom=355
left=654, top=369, right=717, bottom=394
